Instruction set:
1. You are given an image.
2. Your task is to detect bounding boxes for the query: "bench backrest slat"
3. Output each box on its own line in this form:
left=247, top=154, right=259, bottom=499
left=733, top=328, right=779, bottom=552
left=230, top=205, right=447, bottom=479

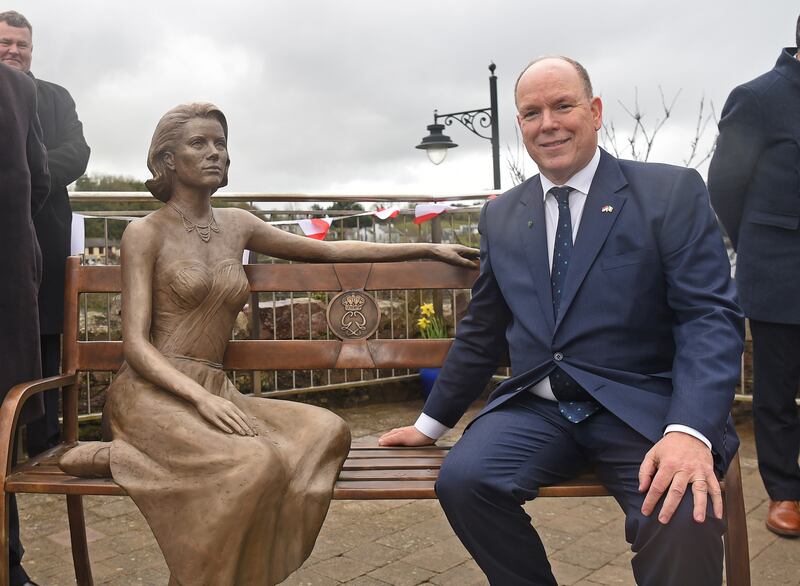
left=62, top=256, right=477, bottom=374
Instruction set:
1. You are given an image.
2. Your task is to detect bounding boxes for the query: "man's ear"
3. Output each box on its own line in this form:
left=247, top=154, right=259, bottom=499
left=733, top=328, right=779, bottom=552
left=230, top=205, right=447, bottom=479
left=591, top=96, right=603, bottom=131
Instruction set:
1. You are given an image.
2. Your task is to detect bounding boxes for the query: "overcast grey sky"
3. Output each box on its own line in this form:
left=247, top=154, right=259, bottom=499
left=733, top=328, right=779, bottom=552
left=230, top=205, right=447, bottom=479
left=8, top=1, right=798, bottom=195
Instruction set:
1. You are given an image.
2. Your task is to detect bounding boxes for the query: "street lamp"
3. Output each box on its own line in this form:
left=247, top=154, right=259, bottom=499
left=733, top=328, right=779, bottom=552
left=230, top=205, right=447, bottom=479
left=415, top=62, right=500, bottom=190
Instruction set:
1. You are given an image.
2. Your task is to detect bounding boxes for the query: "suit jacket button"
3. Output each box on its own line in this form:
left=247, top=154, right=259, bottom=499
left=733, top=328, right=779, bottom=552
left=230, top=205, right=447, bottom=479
left=553, top=352, right=564, bottom=361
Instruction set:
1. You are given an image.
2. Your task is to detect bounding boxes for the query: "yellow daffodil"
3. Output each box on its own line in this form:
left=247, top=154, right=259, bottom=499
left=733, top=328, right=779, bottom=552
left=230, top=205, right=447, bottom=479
left=417, top=317, right=431, bottom=330
left=420, top=303, right=435, bottom=317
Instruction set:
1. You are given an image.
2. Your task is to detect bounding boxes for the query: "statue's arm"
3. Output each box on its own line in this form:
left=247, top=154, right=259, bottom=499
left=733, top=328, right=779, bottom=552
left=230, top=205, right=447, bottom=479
left=235, top=209, right=478, bottom=267
left=120, top=221, right=255, bottom=436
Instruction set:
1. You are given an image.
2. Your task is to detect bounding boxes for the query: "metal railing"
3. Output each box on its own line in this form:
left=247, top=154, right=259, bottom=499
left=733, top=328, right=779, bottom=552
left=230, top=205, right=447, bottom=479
left=68, top=191, right=760, bottom=420
left=70, top=191, right=490, bottom=419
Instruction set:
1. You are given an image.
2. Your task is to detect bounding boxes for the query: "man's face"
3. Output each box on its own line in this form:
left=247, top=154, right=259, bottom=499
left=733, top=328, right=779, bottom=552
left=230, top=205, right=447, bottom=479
left=516, top=59, right=602, bottom=185
left=0, top=22, right=32, bottom=72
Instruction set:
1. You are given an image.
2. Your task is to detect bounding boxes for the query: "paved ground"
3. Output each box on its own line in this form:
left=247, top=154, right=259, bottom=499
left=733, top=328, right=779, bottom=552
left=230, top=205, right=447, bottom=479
left=17, top=399, right=800, bottom=585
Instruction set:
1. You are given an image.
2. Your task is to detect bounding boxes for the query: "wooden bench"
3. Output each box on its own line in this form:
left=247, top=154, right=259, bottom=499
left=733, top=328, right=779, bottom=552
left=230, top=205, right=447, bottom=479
left=0, top=256, right=750, bottom=585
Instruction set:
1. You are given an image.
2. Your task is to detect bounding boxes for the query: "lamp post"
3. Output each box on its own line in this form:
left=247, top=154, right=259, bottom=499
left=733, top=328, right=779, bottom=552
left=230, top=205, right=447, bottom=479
left=415, top=62, right=501, bottom=190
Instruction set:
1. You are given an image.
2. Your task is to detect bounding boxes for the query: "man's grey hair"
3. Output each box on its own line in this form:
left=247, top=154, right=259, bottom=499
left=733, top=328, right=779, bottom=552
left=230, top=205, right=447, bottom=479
left=0, top=10, right=32, bottom=33
left=514, top=56, right=593, bottom=108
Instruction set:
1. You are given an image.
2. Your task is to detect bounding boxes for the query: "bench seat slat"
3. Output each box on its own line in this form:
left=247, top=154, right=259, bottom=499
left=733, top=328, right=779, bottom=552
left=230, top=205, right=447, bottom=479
left=343, top=457, right=444, bottom=470
left=6, top=474, right=126, bottom=496
left=333, top=481, right=438, bottom=499
left=339, top=470, right=440, bottom=481
left=345, top=448, right=451, bottom=458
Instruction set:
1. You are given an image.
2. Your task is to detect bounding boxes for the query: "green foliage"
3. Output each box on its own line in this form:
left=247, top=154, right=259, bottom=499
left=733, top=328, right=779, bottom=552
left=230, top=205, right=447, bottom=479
left=75, top=174, right=148, bottom=192
left=72, top=173, right=255, bottom=240
left=327, top=201, right=372, bottom=229
left=72, top=174, right=158, bottom=239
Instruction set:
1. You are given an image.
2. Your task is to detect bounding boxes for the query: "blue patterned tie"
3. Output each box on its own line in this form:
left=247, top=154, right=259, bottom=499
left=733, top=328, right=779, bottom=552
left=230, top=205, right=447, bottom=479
left=548, top=186, right=601, bottom=423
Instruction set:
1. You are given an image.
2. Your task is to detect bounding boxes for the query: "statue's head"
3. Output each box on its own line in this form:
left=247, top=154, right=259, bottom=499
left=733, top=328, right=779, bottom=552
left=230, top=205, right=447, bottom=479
left=145, top=103, right=231, bottom=203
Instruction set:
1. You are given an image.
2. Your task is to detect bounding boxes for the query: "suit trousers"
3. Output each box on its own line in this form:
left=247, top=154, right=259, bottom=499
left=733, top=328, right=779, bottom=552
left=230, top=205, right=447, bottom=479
left=435, top=394, right=724, bottom=586
left=25, top=334, right=62, bottom=457
left=8, top=431, right=30, bottom=586
left=749, top=319, right=800, bottom=500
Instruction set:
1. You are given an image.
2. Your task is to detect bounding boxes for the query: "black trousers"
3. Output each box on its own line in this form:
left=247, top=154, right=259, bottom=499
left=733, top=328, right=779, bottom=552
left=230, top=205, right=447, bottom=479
left=749, top=319, right=800, bottom=500
left=435, top=394, right=725, bottom=585
left=25, top=334, right=62, bottom=457
left=9, top=431, right=30, bottom=586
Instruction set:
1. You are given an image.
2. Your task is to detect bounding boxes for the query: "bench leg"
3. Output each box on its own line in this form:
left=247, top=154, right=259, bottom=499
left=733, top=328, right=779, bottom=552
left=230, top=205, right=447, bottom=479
left=66, top=495, right=93, bottom=586
left=723, top=452, right=751, bottom=586
left=0, top=489, right=9, bottom=586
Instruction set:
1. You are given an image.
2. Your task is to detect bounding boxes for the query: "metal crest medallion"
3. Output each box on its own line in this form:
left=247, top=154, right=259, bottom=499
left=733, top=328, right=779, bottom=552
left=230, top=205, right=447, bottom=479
left=327, top=290, right=380, bottom=340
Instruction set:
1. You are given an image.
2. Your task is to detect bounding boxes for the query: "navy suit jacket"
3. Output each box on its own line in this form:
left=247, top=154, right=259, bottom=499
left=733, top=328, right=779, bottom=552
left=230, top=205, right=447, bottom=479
left=424, top=150, right=744, bottom=472
left=708, top=48, right=800, bottom=324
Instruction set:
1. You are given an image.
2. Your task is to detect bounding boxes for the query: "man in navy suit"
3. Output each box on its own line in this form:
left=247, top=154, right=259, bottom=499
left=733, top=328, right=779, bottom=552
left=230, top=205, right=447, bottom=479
left=708, top=16, right=800, bottom=537
left=381, top=57, right=743, bottom=585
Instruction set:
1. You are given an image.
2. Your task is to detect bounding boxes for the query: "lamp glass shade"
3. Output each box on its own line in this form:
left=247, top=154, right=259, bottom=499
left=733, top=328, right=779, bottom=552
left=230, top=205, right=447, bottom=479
left=426, top=146, right=448, bottom=165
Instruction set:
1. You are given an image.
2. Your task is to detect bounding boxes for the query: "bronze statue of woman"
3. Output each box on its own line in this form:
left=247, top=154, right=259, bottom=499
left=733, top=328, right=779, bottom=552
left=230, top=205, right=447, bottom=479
left=59, top=103, right=477, bottom=585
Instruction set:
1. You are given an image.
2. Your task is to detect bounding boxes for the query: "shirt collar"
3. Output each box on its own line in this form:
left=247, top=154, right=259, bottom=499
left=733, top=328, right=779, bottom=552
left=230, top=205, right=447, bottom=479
left=540, top=146, right=601, bottom=201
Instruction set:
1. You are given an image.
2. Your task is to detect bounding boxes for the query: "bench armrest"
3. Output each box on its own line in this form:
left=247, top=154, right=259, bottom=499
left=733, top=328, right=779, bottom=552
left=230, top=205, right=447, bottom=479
left=0, top=373, right=78, bottom=476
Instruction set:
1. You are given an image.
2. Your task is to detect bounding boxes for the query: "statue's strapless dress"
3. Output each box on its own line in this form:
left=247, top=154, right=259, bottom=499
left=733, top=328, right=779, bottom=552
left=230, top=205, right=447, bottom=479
left=103, top=259, right=350, bottom=585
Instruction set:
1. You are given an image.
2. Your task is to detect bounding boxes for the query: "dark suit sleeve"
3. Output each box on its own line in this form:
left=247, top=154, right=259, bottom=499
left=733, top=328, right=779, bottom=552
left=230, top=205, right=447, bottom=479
left=44, top=87, right=90, bottom=188
left=707, top=86, right=766, bottom=249
left=422, top=202, right=512, bottom=427
left=27, top=97, right=50, bottom=217
left=660, top=168, right=744, bottom=454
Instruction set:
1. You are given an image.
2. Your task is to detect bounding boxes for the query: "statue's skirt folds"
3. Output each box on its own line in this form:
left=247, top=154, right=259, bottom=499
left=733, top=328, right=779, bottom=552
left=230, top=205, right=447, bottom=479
left=105, top=356, right=350, bottom=586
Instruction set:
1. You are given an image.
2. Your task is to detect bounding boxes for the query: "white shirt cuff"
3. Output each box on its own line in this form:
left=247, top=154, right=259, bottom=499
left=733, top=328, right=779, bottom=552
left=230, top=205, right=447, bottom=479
left=664, top=425, right=712, bottom=450
left=414, top=413, right=451, bottom=440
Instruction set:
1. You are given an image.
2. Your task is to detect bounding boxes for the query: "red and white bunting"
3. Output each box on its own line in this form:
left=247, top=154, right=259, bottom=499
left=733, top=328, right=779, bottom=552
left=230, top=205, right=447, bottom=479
left=413, top=203, right=454, bottom=225
left=297, top=217, right=332, bottom=240
left=374, top=206, right=400, bottom=220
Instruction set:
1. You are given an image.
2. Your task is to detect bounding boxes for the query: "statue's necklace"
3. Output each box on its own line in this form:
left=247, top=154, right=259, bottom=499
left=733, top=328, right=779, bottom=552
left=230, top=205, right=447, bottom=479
left=167, top=202, right=220, bottom=243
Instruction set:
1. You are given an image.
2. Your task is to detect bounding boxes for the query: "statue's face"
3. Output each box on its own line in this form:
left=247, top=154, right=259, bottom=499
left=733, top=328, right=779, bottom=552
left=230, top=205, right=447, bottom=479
left=166, top=117, right=228, bottom=191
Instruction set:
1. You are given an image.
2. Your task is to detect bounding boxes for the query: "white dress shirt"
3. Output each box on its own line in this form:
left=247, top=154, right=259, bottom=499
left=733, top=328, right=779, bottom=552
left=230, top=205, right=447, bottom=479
left=415, top=147, right=710, bottom=449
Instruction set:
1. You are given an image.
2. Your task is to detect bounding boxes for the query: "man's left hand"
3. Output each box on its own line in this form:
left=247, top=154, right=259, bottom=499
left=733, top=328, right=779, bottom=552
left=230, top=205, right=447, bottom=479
left=638, top=431, right=722, bottom=524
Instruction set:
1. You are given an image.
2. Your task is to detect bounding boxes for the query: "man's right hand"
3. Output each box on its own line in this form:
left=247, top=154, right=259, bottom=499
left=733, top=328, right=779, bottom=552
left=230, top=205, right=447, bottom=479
left=378, top=426, right=435, bottom=446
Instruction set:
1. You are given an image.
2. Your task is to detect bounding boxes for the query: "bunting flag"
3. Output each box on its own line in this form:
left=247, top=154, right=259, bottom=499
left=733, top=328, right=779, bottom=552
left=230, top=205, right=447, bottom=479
left=69, top=200, right=491, bottom=243
left=71, top=213, right=86, bottom=255
left=413, top=203, right=454, bottom=225
left=297, top=217, right=333, bottom=240
left=374, top=206, right=400, bottom=220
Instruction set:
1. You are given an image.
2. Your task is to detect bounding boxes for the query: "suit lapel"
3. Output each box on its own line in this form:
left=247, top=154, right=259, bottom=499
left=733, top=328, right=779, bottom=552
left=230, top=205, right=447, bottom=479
left=554, top=152, right=628, bottom=331
left=518, top=178, right=556, bottom=333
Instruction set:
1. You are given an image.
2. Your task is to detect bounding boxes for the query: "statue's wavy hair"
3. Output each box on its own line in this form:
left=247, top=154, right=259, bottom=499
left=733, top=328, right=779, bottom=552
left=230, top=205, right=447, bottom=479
left=145, top=103, right=230, bottom=203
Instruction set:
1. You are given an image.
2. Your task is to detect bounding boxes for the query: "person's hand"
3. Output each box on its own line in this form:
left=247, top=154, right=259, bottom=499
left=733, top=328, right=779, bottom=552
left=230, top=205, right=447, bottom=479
left=638, top=431, right=721, bottom=524
left=193, top=393, right=257, bottom=436
left=430, top=244, right=480, bottom=268
left=378, top=426, right=436, bottom=447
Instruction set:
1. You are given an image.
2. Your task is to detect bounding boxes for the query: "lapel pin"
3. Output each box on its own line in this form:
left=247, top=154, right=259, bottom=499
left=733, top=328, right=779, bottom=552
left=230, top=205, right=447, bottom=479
left=527, top=220, right=534, bottom=228
left=601, top=205, right=614, bottom=213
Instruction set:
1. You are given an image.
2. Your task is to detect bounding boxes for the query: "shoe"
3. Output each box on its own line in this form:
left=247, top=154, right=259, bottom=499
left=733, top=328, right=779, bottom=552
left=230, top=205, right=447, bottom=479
left=58, top=442, right=111, bottom=478
left=766, top=500, right=800, bottom=537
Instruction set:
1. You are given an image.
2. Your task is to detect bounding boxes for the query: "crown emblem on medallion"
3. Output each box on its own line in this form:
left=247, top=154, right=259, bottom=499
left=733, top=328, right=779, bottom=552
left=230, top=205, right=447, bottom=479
left=341, top=293, right=366, bottom=312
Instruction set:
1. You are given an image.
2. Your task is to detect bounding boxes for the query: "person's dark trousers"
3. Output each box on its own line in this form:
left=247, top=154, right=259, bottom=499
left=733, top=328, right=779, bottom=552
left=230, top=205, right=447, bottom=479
left=9, top=431, right=31, bottom=586
left=749, top=319, right=800, bottom=500
left=25, top=334, right=62, bottom=457
left=435, top=394, right=725, bottom=586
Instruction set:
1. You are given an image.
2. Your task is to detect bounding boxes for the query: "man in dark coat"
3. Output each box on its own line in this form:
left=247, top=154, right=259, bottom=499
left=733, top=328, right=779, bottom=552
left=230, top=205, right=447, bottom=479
left=0, top=11, right=90, bottom=456
left=0, top=60, right=49, bottom=586
left=708, top=15, right=800, bottom=537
